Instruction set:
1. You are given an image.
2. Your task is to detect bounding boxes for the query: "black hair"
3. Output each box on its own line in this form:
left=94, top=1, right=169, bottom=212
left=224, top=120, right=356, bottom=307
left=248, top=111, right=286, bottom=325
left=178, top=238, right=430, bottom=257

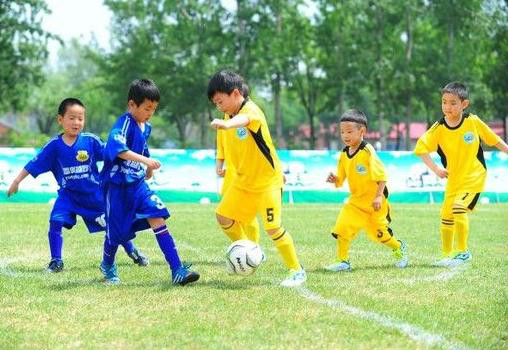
left=128, top=79, right=160, bottom=106
left=441, top=81, right=468, bottom=101
left=58, top=97, right=84, bottom=116
left=207, top=70, right=249, bottom=101
left=340, top=109, right=368, bottom=128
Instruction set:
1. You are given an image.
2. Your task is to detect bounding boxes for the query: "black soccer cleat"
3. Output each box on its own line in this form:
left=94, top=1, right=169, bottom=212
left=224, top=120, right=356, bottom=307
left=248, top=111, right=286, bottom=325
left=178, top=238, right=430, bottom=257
left=128, top=249, right=149, bottom=266
left=46, top=259, right=64, bottom=273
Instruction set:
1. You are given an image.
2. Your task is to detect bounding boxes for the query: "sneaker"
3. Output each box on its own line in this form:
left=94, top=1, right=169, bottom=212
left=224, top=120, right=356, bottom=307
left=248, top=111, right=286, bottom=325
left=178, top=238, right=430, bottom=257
left=448, top=251, right=472, bottom=267
left=325, top=261, right=352, bottom=272
left=280, top=269, right=307, bottom=287
left=393, top=240, right=409, bottom=268
left=128, top=248, right=149, bottom=266
left=46, top=259, right=64, bottom=273
left=172, top=265, right=200, bottom=286
left=100, top=262, right=120, bottom=285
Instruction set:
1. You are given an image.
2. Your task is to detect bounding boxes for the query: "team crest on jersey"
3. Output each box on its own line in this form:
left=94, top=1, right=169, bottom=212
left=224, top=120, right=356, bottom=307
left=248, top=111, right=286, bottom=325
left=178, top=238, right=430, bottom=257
left=76, top=150, right=89, bottom=162
left=236, top=127, right=248, bottom=140
left=356, top=164, right=367, bottom=175
left=463, top=132, right=475, bottom=144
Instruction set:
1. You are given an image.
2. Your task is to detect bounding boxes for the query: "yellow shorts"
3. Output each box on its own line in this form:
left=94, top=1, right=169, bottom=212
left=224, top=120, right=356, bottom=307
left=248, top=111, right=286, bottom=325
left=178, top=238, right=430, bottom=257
left=216, top=186, right=282, bottom=230
left=332, top=201, right=391, bottom=242
left=441, top=192, right=480, bottom=220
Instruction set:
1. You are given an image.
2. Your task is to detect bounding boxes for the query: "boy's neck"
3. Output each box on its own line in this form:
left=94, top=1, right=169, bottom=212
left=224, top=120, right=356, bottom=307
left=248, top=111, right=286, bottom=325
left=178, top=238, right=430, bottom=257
left=445, top=113, right=463, bottom=127
left=232, top=96, right=246, bottom=116
left=348, top=140, right=363, bottom=155
left=62, top=133, right=78, bottom=146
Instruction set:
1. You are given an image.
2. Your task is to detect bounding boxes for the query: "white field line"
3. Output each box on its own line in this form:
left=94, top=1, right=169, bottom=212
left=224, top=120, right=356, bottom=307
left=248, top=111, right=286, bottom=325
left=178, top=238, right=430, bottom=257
left=0, top=256, right=47, bottom=279
left=400, top=264, right=468, bottom=285
left=178, top=240, right=472, bottom=350
left=297, top=286, right=470, bottom=350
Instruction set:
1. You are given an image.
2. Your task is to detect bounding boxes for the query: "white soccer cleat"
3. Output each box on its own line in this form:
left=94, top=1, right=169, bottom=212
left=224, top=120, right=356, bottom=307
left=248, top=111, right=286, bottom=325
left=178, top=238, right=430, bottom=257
left=325, top=261, right=352, bottom=272
left=447, top=251, right=472, bottom=267
left=280, top=269, right=307, bottom=287
left=393, top=240, right=409, bottom=268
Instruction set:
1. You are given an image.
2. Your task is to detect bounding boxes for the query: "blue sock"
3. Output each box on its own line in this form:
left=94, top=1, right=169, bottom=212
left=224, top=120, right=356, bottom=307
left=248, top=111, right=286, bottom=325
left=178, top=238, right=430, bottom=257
left=154, top=225, right=182, bottom=271
left=48, top=221, right=63, bottom=261
left=121, top=240, right=136, bottom=255
left=102, top=236, right=119, bottom=266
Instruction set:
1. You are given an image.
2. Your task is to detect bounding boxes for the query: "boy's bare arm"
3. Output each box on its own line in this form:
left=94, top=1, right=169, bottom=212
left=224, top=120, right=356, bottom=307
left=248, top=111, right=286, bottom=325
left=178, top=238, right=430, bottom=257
left=216, top=158, right=225, bottom=177
left=211, top=115, right=249, bottom=130
left=372, top=181, right=386, bottom=211
left=7, top=168, right=29, bottom=197
left=418, top=153, right=448, bottom=178
left=118, top=150, right=160, bottom=170
left=494, top=140, right=508, bottom=153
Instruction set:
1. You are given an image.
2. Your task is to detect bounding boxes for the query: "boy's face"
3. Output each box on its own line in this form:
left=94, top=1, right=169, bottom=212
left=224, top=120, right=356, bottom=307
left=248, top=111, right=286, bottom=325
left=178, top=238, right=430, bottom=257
left=442, top=92, right=469, bottom=120
left=57, top=104, right=85, bottom=137
left=340, top=121, right=365, bottom=148
left=211, top=89, right=243, bottom=115
left=128, top=98, right=158, bottom=123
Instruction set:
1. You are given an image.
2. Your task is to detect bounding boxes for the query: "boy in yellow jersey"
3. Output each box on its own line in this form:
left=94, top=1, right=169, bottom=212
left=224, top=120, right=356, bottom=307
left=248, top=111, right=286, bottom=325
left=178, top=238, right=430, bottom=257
left=325, top=109, right=408, bottom=272
left=208, top=70, right=306, bottom=287
left=414, top=82, right=508, bottom=267
left=216, top=126, right=261, bottom=243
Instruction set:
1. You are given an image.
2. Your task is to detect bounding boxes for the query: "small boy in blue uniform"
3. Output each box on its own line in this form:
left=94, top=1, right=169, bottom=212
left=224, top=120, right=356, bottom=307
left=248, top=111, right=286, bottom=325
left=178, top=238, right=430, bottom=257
left=7, top=98, right=148, bottom=272
left=99, top=79, right=199, bottom=286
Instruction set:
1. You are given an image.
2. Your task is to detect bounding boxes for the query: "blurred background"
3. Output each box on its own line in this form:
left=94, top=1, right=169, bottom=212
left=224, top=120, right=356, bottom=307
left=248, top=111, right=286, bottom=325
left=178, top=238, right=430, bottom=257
left=0, top=0, right=507, bottom=150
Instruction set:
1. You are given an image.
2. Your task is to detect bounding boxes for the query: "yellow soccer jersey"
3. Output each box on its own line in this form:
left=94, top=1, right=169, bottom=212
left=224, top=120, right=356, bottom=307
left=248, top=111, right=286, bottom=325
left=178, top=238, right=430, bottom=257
left=414, top=113, right=501, bottom=195
left=221, top=99, right=284, bottom=192
left=335, top=141, right=388, bottom=210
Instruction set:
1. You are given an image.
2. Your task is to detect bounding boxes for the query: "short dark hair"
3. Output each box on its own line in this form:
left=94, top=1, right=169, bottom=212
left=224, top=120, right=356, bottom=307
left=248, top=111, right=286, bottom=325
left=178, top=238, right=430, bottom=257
left=58, top=97, right=85, bottom=116
left=441, top=82, right=468, bottom=100
left=128, top=79, right=160, bottom=106
left=207, top=70, right=249, bottom=101
left=340, top=109, right=368, bottom=128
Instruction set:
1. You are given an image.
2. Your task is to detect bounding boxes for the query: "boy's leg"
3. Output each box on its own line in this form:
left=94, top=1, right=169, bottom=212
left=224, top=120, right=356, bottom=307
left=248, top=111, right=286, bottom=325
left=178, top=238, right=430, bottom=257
left=100, top=235, right=120, bottom=284
left=121, top=240, right=149, bottom=266
left=216, top=186, right=253, bottom=242
left=435, top=194, right=455, bottom=266
left=449, top=193, right=479, bottom=265
left=47, top=221, right=64, bottom=272
left=244, top=218, right=260, bottom=244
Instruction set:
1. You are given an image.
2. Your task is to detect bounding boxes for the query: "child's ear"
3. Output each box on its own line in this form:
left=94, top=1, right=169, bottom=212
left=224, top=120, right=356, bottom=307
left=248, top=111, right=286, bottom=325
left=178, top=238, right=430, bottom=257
left=462, top=99, right=470, bottom=109
left=57, top=115, right=63, bottom=124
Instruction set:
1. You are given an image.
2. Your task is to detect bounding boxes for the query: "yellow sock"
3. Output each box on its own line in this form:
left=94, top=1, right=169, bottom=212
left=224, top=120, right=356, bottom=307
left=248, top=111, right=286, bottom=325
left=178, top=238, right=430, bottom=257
left=440, top=218, right=454, bottom=257
left=338, top=236, right=351, bottom=261
left=271, top=228, right=301, bottom=270
left=370, top=228, right=400, bottom=250
left=454, top=213, right=469, bottom=252
left=220, top=220, right=247, bottom=242
left=244, top=218, right=260, bottom=244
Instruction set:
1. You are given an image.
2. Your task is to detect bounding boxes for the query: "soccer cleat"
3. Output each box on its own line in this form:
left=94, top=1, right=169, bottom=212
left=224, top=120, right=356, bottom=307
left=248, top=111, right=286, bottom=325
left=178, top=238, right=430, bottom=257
left=448, top=251, right=472, bottom=267
left=128, top=248, right=149, bottom=266
left=393, top=240, right=409, bottom=268
left=280, top=269, right=307, bottom=287
left=46, top=259, right=64, bottom=273
left=325, top=261, right=352, bottom=272
left=172, top=265, right=200, bottom=286
left=100, top=262, right=120, bottom=285
left=432, top=257, right=453, bottom=267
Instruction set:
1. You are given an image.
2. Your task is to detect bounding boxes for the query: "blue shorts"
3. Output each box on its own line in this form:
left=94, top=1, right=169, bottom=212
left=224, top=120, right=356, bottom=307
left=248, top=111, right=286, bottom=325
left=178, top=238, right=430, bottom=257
left=104, top=181, right=170, bottom=245
left=50, top=189, right=105, bottom=233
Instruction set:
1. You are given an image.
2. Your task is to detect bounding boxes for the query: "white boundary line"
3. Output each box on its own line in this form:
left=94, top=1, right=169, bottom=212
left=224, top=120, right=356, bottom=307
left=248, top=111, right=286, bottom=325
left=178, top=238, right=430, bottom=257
left=297, top=286, right=470, bottom=350
left=400, top=264, right=468, bottom=285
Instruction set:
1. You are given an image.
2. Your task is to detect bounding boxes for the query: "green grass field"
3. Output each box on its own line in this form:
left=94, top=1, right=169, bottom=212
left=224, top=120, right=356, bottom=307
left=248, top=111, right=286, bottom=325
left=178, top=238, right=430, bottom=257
left=1, top=203, right=507, bottom=350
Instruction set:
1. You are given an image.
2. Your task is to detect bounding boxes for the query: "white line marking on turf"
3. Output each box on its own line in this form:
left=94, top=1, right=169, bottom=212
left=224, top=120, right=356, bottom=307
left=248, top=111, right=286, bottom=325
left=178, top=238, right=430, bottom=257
left=297, top=287, right=470, bottom=350
left=401, top=264, right=468, bottom=285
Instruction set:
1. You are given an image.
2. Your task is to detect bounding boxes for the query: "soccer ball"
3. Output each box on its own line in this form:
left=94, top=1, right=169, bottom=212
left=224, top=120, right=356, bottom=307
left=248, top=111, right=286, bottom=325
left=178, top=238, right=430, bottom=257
left=225, top=240, right=265, bottom=276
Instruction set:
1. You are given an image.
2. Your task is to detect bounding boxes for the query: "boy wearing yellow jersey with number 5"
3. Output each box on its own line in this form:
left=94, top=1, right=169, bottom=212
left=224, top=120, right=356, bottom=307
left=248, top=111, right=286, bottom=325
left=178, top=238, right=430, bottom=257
left=326, top=109, right=408, bottom=272
left=208, top=70, right=306, bottom=287
left=414, top=82, right=508, bottom=267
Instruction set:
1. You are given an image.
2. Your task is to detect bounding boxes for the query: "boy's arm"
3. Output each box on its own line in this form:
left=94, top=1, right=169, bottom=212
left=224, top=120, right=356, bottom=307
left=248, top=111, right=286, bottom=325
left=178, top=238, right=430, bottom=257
left=7, top=169, right=29, bottom=197
left=418, top=153, right=448, bottom=178
left=494, top=140, right=508, bottom=153
left=216, top=158, right=225, bottom=177
left=372, top=181, right=386, bottom=211
left=211, top=115, right=249, bottom=130
left=117, top=150, right=160, bottom=170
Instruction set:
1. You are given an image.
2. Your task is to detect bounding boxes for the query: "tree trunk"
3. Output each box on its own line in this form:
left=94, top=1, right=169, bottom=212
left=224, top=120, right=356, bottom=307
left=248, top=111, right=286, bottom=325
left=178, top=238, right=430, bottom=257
left=200, top=110, right=208, bottom=148
left=175, top=116, right=187, bottom=148
left=273, top=73, right=284, bottom=148
left=309, top=112, right=315, bottom=150
left=404, top=3, right=413, bottom=151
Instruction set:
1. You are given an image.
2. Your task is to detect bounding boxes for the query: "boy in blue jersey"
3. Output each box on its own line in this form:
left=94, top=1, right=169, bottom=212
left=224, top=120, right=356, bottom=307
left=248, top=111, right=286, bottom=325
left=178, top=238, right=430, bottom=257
left=99, top=79, right=199, bottom=286
left=7, top=98, right=148, bottom=272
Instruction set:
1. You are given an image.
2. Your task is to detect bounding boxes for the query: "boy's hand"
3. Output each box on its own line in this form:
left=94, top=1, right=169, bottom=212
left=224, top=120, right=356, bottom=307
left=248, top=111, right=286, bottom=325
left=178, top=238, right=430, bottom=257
left=210, top=119, right=227, bottom=130
left=216, top=167, right=225, bottom=177
left=372, top=195, right=383, bottom=211
left=145, top=158, right=161, bottom=170
left=145, top=167, right=154, bottom=180
left=326, top=172, right=338, bottom=184
left=434, top=167, right=448, bottom=179
left=7, top=181, right=19, bottom=197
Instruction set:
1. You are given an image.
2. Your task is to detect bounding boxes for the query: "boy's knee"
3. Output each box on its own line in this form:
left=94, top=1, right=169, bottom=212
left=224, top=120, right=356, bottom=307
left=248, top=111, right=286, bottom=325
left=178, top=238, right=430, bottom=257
left=266, top=227, right=283, bottom=237
left=216, top=213, right=233, bottom=227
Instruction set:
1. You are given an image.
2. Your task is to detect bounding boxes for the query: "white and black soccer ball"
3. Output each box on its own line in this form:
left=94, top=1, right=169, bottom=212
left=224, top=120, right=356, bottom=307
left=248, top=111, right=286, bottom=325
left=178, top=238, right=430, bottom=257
left=225, top=240, right=265, bottom=276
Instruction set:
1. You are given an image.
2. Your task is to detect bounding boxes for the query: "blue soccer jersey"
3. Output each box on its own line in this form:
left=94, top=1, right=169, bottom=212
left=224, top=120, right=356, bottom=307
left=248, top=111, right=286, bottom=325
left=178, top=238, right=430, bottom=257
left=25, top=132, right=104, bottom=193
left=101, top=113, right=151, bottom=185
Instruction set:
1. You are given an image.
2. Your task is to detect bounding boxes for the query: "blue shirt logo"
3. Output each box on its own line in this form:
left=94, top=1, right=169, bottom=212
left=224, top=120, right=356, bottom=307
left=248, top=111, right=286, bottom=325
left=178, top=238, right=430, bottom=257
left=237, top=127, right=248, bottom=140
left=463, top=132, right=475, bottom=144
left=356, top=164, right=367, bottom=175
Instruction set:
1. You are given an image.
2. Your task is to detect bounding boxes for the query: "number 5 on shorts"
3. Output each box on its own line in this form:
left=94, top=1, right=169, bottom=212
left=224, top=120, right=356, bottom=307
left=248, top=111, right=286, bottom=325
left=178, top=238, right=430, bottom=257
left=266, top=208, right=274, bottom=222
